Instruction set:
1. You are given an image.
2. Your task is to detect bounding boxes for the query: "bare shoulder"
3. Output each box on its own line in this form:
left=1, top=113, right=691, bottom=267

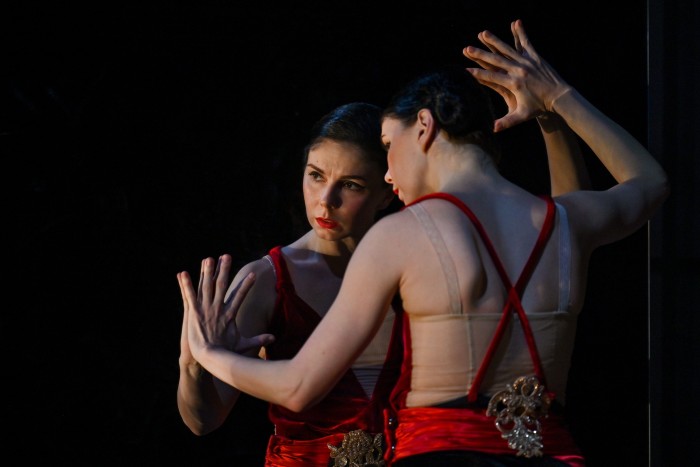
left=353, top=209, right=420, bottom=265
left=363, top=208, right=417, bottom=243
left=229, top=255, right=278, bottom=333
left=228, top=256, right=277, bottom=302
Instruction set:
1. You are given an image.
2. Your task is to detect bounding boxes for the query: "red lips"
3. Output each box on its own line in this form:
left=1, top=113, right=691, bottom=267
left=316, top=217, right=338, bottom=229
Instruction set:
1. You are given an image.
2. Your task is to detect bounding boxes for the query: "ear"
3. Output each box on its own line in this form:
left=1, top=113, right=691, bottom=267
left=416, top=109, right=438, bottom=152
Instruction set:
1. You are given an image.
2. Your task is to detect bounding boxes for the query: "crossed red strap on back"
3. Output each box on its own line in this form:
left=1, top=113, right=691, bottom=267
left=405, top=193, right=556, bottom=403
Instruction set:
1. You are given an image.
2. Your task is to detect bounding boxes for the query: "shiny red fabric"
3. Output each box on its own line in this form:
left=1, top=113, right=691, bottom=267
left=263, top=246, right=403, bottom=466
left=388, top=407, right=584, bottom=466
left=264, top=433, right=344, bottom=467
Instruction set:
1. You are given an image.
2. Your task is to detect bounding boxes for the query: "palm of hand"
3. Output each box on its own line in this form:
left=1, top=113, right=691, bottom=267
left=178, top=255, right=266, bottom=362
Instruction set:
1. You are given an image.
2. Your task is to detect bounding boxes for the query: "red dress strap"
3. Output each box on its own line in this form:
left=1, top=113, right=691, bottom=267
left=403, top=193, right=556, bottom=402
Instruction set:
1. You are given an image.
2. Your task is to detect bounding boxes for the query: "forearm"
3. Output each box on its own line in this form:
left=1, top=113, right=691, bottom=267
left=552, top=89, right=667, bottom=194
left=196, top=346, right=331, bottom=413
left=177, top=360, right=240, bottom=435
left=537, top=112, right=591, bottom=195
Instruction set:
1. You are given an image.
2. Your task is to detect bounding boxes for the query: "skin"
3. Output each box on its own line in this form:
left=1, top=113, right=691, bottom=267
left=177, top=138, right=394, bottom=434
left=177, top=21, right=630, bottom=422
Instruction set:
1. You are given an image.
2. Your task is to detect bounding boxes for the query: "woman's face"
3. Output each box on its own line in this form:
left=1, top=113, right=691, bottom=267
left=381, top=117, right=421, bottom=204
left=303, top=139, right=393, bottom=243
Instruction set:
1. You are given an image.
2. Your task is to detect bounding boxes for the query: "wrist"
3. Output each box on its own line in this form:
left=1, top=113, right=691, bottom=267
left=546, top=87, right=573, bottom=113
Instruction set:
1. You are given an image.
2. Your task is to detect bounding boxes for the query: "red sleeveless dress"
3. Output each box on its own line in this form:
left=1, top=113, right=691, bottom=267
left=263, top=246, right=404, bottom=467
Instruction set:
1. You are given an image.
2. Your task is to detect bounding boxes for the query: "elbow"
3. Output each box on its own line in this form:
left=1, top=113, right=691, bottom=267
left=282, top=389, right=323, bottom=413
left=268, top=360, right=335, bottom=413
left=181, top=415, right=218, bottom=436
left=177, top=396, right=226, bottom=436
left=186, top=423, right=211, bottom=437
left=275, top=377, right=327, bottom=413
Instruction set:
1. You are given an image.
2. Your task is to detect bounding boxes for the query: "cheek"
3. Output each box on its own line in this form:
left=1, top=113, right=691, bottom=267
left=302, top=179, right=320, bottom=200
left=344, top=195, right=381, bottom=224
left=302, top=183, right=320, bottom=211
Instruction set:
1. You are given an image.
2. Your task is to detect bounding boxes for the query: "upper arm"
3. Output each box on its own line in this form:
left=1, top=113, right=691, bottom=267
left=556, top=177, right=666, bottom=250
left=227, top=258, right=277, bottom=356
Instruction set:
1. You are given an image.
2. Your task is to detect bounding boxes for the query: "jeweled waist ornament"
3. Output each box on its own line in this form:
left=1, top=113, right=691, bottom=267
left=487, top=375, right=553, bottom=458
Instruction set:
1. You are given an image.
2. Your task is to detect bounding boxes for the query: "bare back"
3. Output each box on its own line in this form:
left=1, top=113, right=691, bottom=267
left=385, top=190, right=589, bottom=407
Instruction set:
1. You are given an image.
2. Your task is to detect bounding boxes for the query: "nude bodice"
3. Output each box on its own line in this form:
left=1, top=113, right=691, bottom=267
left=402, top=195, right=578, bottom=407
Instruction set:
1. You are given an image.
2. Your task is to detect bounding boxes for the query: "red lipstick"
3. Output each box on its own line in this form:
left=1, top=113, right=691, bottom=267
left=316, top=217, right=338, bottom=229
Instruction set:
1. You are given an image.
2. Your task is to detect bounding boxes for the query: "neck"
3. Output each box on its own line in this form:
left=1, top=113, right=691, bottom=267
left=291, top=231, right=355, bottom=276
left=428, top=142, right=501, bottom=194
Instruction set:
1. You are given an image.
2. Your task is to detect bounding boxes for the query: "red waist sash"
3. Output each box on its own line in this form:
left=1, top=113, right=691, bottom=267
left=388, top=407, right=584, bottom=466
left=264, top=433, right=345, bottom=467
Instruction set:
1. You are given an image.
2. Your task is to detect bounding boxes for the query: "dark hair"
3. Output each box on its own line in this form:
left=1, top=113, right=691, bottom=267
left=382, top=66, right=501, bottom=164
left=303, top=102, right=387, bottom=175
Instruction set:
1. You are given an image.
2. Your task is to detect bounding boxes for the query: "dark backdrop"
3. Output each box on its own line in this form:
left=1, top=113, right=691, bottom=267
left=7, top=1, right=692, bottom=466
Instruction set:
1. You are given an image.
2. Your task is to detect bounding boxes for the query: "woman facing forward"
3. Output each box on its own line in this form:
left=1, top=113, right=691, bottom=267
left=177, top=103, right=402, bottom=466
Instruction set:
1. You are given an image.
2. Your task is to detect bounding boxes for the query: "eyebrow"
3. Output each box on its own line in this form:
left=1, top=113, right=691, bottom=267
left=306, top=163, right=369, bottom=182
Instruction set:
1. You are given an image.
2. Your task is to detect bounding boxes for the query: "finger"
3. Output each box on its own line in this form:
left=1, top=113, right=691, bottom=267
left=213, top=254, right=232, bottom=307
left=465, top=66, right=512, bottom=91
left=468, top=71, right=511, bottom=96
left=201, top=257, right=216, bottom=307
left=225, top=272, right=256, bottom=322
left=178, top=271, right=199, bottom=316
left=512, top=19, right=538, bottom=61
left=478, top=29, right=520, bottom=62
left=236, top=334, right=276, bottom=354
left=178, top=273, right=192, bottom=349
left=477, top=31, right=503, bottom=57
left=464, top=46, right=516, bottom=76
left=472, top=76, right=503, bottom=94
left=494, top=110, right=526, bottom=133
left=511, top=21, right=523, bottom=54
left=178, top=272, right=190, bottom=314
left=478, top=31, right=518, bottom=62
left=178, top=272, right=188, bottom=312
left=462, top=48, right=504, bottom=73
left=197, top=258, right=205, bottom=296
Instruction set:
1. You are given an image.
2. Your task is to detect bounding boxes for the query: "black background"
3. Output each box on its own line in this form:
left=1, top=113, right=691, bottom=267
left=7, top=1, right=692, bottom=466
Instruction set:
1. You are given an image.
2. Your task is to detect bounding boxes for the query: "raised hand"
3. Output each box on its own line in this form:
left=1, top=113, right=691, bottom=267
left=177, top=255, right=274, bottom=362
left=463, top=19, right=572, bottom=132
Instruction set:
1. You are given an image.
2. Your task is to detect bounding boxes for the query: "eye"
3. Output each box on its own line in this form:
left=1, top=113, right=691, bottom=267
left=307, top=170, right=324, bottom=181
left=342, top=180, right=366, bottom=191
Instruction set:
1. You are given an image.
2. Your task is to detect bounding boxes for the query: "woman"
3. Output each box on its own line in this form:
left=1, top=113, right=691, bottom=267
left=177, top=102, right=402, bottom=466
left=178, top=22, right=602, bottom=465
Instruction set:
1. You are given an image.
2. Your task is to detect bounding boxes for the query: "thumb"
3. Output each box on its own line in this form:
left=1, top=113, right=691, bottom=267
left=493, top=108, right=529, bottom=132
left=236, top=334, right=276, bottom=353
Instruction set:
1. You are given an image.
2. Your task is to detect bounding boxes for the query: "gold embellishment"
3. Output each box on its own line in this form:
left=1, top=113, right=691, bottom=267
left=486, top=375, right=552, bottom=458
left=327, top=429, right=385, bottom=467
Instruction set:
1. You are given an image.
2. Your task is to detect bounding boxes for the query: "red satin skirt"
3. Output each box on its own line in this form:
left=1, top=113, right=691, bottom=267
left=386, top=406, right=585, bottom=466
left=264, top=433, right=342, bottom=467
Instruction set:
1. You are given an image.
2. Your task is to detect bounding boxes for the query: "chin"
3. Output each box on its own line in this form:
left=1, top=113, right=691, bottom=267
left=315, top=227, right=344, bottom=241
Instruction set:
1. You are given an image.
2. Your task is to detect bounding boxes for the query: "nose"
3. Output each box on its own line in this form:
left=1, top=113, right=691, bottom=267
left=384, top=169, right=393, bottom=184
left=320, top=185, right=340, bottom=209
